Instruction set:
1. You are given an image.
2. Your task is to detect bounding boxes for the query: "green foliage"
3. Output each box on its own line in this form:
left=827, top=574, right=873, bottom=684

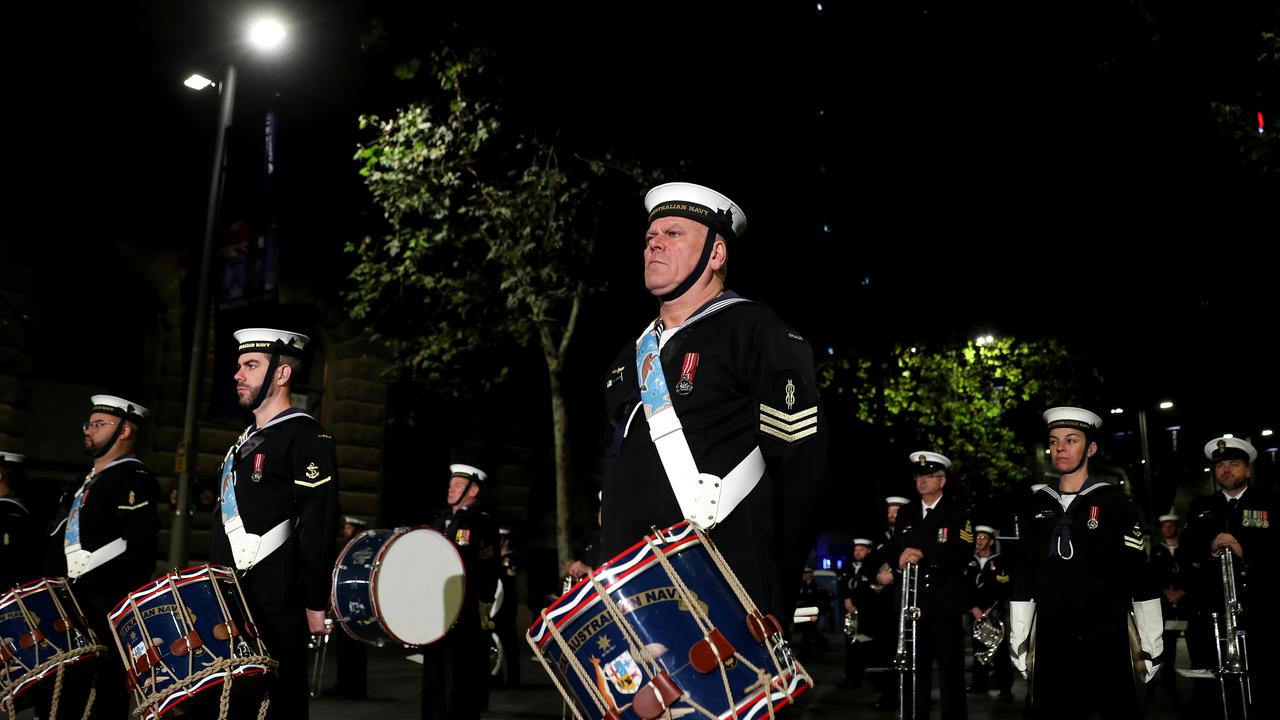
left=1210, top=30, right=1280, bottom=175
left=344, top=49, right=654, bottom=391
left=820, top=337, right=1096, bottom=500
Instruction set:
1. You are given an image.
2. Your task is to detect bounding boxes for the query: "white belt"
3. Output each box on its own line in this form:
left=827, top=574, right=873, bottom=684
left=223, top=518, right=292, bottom=570
left=648, top=406, right=765, bottom=528
left=65, top=537, right=127, bottom=579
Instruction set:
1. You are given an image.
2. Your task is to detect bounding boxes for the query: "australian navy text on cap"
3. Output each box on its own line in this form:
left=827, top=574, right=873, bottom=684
left=909, top=451, right=952, bottom=473
left=450, top=463, right=488, bottom=483
left=90, top=394, right=150, bottom=420
left=234, top=328, right=310, bottom=357
left=1204, top=436, right=1257, bottom=463
left=1043, top=406, right=1102, bottom=431
left=645, top=182, right=748, bottom=240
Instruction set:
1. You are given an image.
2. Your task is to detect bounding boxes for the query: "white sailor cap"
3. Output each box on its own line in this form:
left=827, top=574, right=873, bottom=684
left=234, top=328, right=309, bottom=357
left=1043, top=406, right=1102, bottom=432
left=0, top=451, right=24, bottom=465
left=1204, top=436, right=1257, bottom=464
left=498, top=527, right=511, bottom=536
left=450, top=463, right=488, bottom=483
left=909, top=451, right=952, bottom=474
left=90, top=394, right=150, bottom=421
left=1157, top=514, right=1180, bottom=524
left=342, top=515, right=368, bottom=527
left=975, top=525, right=997, bottom=536
left=645, top=182, right=747, bottom=240
left=853, top=537, right=873, bottom=547
left=884, top=495, right=910, bottom=507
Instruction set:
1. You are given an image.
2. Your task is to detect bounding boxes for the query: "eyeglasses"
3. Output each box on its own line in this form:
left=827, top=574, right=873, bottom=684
left=82, top=420, right=118, bottom=433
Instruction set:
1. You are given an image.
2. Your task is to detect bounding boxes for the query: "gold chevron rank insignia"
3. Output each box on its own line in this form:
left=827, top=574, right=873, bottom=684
left=759, top=403, right=818, bottom=443
left=1123, top=523, right=1145, bottom=551
left=959, top=521, right=974, bottom=543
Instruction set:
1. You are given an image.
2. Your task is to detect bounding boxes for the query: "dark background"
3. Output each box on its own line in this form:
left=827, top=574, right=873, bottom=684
left=4, top=1, right=1278, bottom=541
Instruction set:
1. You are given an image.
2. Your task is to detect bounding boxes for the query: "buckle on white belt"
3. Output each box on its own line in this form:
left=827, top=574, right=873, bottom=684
left=64, top=537, right=127, bottom=579
left=225, top=519, right=291, bottom=570
left=647, top=405, right=765, bottom=528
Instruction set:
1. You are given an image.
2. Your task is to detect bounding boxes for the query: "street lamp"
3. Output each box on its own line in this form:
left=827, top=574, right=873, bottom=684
left=170, top=16, right=287, bottom=567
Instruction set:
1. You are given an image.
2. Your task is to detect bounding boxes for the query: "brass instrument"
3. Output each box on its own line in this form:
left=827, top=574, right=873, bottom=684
left=1211, top=548, right=1251, bottom=719
left=972, top=612, right=1005, bottom=667
left=893, top=563, right=920, bottom=720
left=843, top=608, right=859, bottom=644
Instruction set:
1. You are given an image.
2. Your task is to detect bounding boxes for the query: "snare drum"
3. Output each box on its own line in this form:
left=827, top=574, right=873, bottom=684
left=331, top=526, right=465, bottom=647
left=0, top=577, right=105, bottom=708
left=108, top=565, right=276, bottom=720
left=528, top=521, right=810, bottom=720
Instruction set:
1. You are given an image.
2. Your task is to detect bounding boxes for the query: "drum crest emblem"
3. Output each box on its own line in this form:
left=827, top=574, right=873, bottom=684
left=599, top=651, right=642, bottom=695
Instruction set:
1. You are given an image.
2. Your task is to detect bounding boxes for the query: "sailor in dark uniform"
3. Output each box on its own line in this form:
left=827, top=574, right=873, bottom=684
left=0, top=451, right=38, bottom=589
left=1146, top=513, right=1192, bottom=690
left=45, top=394, right=160, bottom=719
left=877, top=451, right=973, bottom=720
left=492, top=527, right=521, bottom=688
left=966, top=525, right=1013, bottom=700
left=1009, top=407, right=1163, bottom=720
left=328, top=515, right=370, bottom=699
left=600, top=181, right=829, bottom=626
left=838, top=537, right=882, bottom=689
left=1183, top=436, right=1276, bottom=713
left=869, top=495, right=910, bottom=709
left=209, top=328, right=339, bottom=720
left=423, top=463, right=499, bottom=720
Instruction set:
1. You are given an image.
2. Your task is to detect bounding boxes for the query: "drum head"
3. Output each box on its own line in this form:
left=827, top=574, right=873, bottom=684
left=377, top=528, right=465, bottom=646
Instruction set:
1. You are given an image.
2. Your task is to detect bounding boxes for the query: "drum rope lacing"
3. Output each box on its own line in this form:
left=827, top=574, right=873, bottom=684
left=531, top=609, right=608, bottom=720
left=1, top=579, right=103, bottom=720
left=689, top=524, right=809, bottom=717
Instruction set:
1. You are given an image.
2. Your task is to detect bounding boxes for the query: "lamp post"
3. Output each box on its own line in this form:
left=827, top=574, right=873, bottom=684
left=169, top=17, right=286, bottom=567
left=1137, top=400, right=1174, bottom=526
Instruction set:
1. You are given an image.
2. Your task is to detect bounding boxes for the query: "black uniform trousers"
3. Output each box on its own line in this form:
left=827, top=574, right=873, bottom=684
left=1033, top=611, right=1139, bottom=720
left=69, top=564, right=137, bottom=720
left=903, top=613, right=967, bottom=720
left=239, top=548, right=310, bottom=720
left=332, top=629, right=368, bottom=698
left=421, top=612, right=486, bottom=720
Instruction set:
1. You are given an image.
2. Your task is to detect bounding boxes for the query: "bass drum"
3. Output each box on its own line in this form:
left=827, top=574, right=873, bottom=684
left=331, top=527, right=465, bottom=647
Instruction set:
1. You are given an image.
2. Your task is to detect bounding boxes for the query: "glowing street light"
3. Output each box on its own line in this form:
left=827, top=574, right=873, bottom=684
left=171, top=15, right=289, bottom=567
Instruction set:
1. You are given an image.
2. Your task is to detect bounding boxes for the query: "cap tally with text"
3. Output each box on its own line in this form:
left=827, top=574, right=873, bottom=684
left=909, top=451, right=952, bottom=474
left=884, top=495, right=910, bottom=507
left=975, top=525, right=997, bottom=537
left=90, top=394, right=150, bottom=421
left=0, top=451, right=24, bottom=466
left=1043, top=406, right=1102, bottom=432
left=853, top=537, right=873, bottom=547
left=450, top=463, right=488, bottom=484
left=645, top=182, right=747, bottom=240
left=234, top=328, right=309, bottom=358
left=1157, top=514, right=1180, bottom=524
left=1204, top=436, right=1257, bottom=464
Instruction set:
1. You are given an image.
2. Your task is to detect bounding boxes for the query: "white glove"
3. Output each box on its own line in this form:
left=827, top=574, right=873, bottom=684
left=1008, top=600, right=1035, bottom=679
left=1132, top=599, right=1164, bottom=683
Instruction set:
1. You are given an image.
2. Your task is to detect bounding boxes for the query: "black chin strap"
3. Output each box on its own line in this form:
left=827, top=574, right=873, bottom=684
left=93, top=419, right=126, bottom=459
left=250, top=353, right=281, bottom=411
left=1066, top=434, right=1091, bottom=475
left=451, top=477, right=478, bottom=511
left=659, top=226, right=718, bottom=303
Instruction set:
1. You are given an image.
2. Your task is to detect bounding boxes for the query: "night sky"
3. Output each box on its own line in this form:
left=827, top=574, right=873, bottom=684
left=5, top=1, right=1279, bottom=437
